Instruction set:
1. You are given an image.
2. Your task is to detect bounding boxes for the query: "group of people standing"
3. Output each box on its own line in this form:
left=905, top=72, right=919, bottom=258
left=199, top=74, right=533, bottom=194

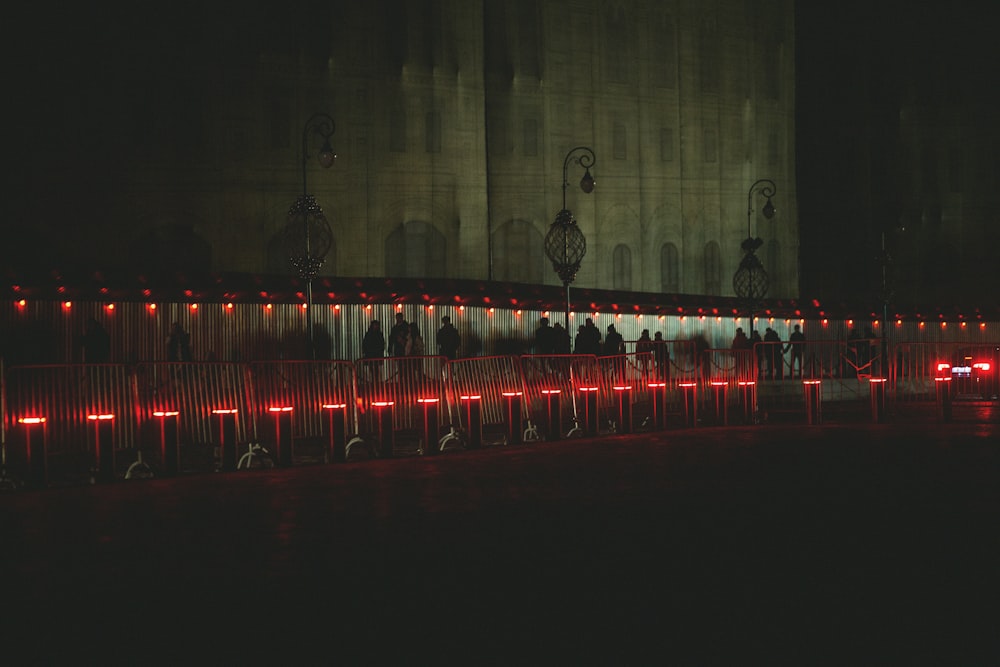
left=732, top=324, right=806, bottom=379
left=361, top=313, right=461, bottom=362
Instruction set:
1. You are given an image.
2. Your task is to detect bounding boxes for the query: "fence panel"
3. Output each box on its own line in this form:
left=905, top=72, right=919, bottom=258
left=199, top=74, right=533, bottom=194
left=4, top=364, right=136, bottom=456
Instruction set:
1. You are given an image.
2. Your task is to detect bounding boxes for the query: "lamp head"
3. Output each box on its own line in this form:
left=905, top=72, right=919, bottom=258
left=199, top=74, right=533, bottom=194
left=762, top=197, right=776, bottom=219
left=579, top=169, right=595, bottom=194
left=318, top=140, right=337, bottom=168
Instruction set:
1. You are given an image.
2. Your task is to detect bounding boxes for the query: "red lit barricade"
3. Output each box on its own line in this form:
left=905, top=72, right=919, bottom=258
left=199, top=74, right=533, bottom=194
left=4, top=364, right=135, bottom=482
left=519, top=354, right=602, bottom=439
left=445, top=355, right=531, bottom=448
left=247, top=360, right=358, bottom=464
left=590, top=352, right=654, bottom=434
left=353, top=355, right=449, bottom=457
left=134, top=362, right=255, bottom=471
left=754, top=341, right=873, bottom=423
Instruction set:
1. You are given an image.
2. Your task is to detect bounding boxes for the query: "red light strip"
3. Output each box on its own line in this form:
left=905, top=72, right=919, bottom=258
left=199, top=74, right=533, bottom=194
left=18, top=417, right=46, bottom=424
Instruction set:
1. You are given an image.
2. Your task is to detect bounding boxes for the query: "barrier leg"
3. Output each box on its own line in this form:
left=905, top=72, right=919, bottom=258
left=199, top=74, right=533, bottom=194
left=710, top=382, right=728, bottom=426
left=418, top=398, right=440, bottom=455
left=738, top=381, right=756, bottom=424
left=154, top=411, right=180, bottom=477
left=542, top=390, right=562, bottom=441
left=935, top=378, right=952, bottom=423
left=88, top=414, right=116, bottom=483
left=580, top=387, right=599, bottom=435
left=268, top=407, right=294, bottom=467
left=613, top=386, right=633, bottom=434
left=17, top=417, right=47, bottom=488
left=213, top=409, right=239, bottom=471
left=648, top=382, right=667, bottom=431
left=679, top=383, right=697, bottom=427
left=502, top=392, right=522, bottom=445
left=461, top=395, right=482, bottom=450
left=323, top=404, right=349, bottom=462
left=869, top=378, right=887, bottom=424
left=374, top=401, right=395, bottom=458
left=803, top=380, right=822, bottom=425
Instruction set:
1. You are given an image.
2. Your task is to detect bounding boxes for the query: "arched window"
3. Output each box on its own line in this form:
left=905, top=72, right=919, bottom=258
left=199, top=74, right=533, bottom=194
left=613, top=244, right=632, bottom=290
left=494, top=219, right=544, bottom=283
left=385, top=221, right=447, bottom=278
left=704, top=241, right=721, bottom=295
left=660, top=243, right=679, bottom=293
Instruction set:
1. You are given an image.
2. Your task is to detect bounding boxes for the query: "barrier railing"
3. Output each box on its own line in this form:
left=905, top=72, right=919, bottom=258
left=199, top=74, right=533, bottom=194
left=0, top=342, right=995, bottom=484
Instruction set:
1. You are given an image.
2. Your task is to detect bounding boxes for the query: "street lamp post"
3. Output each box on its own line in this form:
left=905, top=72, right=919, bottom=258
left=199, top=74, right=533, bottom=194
left=544, top=146, right=595, bottom=332
left=284, top=113, right=336, bottom=359
left=732, top=179, right=776, bottom=336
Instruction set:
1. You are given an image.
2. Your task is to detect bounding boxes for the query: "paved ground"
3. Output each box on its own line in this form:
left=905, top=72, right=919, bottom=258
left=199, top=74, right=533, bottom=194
left=3, top=418, right=1000, bottom=664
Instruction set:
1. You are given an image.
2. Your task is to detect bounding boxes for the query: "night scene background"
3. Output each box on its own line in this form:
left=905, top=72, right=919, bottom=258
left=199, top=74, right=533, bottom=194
left=4, top=1, right=999, bottom=313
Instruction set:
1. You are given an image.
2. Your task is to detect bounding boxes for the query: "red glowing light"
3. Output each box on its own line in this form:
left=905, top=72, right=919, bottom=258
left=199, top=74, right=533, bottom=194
left=268, top=406, right=293, bottom=412
left=301, top=303, right=308, bottom=310
left=372, top=401, right=394, bottom=407
left=265, top=304, right=273, bottom=310
left=148, top=303, right=156, bottom=311
left=106, top=303, right=115, bottom=311
left=17, top=299, right=26, bottom=308
left=579, top=386, right=599, bottom=393
left=613, top=385, right=632, bottom=391
left=226, top=303, right=234, bottom=310
left=501, top=391, right=523, bottom=397
left=869, top=378, right=887, bottom=384
left=18, top=417, right=46, bottom=424
left=322, top=403, right=347, bottom=410
left=190, top=303, right=198, bottom=311
left=417, top=397, right=440, bottom=404
left=460, top=395, right=482, bottom=401
left=153, top=411, right=180, bottom=417
left=212, top=408, right=238, bottom=415
left=648, top=382, right=666, bottom=388
left=63, top=301, right=72, bottom=309
left=541, top=389, right=561, bottom=395
left=87, top=414, right=115, bottom=421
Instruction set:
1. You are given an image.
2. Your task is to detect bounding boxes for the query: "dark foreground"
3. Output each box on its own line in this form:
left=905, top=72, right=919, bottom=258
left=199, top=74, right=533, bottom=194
left=3, top=421, right=1000, bottom=664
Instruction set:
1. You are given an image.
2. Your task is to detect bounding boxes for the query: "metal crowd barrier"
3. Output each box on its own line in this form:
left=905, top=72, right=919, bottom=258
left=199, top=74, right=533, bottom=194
left=446, top=355, right=532, bottom=447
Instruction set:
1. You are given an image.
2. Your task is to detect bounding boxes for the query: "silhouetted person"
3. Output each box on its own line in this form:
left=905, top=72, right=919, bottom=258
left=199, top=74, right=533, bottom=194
left=361, top=320, right=385, bottom=383
left=653, top=332, right=669, bottom=380
left=785, top=324, right=805, bottom=379
left=764, top=327, right=782, bottom=380
left=552, top=323, right=571, bottom=354
left=80, top=317, right=110, bottom=363
left=437, top=316, right=461, bottom=359
left=362, top=320, right=385, bottom=359
left=603, top=324, right=624, bottom=356
left=636, top=329, right=653, bottom=373
left=750, top=328, right=764, bottom=377
left=577, top=318, right=601, bottom=355
left=388, top=313, right=409, bottom=357
left=534, top=317, right=555, bottom=355
left=166, top=322, right=192, bottom=361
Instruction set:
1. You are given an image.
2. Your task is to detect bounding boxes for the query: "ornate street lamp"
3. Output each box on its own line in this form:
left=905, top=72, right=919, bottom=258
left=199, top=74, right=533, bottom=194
left=284, top=113, right=335, bottom=359
left=733, top=178, right=776, bottom=335
left=544, top=146, right=595, bottom=331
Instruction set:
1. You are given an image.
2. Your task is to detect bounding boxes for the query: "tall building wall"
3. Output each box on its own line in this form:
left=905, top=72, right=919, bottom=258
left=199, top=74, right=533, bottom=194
left=12, top=0, right=799, bottom=301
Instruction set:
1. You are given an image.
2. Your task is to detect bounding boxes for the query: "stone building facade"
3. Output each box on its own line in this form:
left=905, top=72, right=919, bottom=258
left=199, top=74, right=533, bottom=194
left=12, top=0, right=799, bottom=301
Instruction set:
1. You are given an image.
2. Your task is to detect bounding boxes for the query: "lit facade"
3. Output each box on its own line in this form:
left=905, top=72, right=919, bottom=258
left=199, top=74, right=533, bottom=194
left=10, top=0, right=799, bottom=302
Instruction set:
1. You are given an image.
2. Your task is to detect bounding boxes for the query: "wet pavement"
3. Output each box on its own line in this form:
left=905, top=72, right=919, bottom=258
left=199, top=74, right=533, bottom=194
left=3, top=419, right=1000, bottom=664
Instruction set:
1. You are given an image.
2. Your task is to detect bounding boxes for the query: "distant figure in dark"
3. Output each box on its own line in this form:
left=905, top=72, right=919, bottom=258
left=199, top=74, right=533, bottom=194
left=362, top=320, right=385, bottom=359
left=764, top=327, right=783, bottom=380
left=573, top=325, right=587, bottom=355
left=653, top=332, right=670, bottom=380
left=576, top=317, right=601, bottom=355
left=636, top=329, right=653, bottom=374
left=80, top=317, right=110, bottom=363
left=437, top=315, right=461, bottom=359
left=388, top=313, right=409, bottom=357
left=750, top=328, right=764, bottom=378
left=603, top=324, right=624, bottom=357
left=785, top=324, right=806, bottom=379
left=552, top=323, right=571, bottom=354
left=731, top=326, right=751, bottom=378
left=405, top=321, right=425, bottom=356
left=166, top=322, right=192, bottom=362
left=361, top=320, right=386, bottom=384
left=534, top=317, right=555, bottom=355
